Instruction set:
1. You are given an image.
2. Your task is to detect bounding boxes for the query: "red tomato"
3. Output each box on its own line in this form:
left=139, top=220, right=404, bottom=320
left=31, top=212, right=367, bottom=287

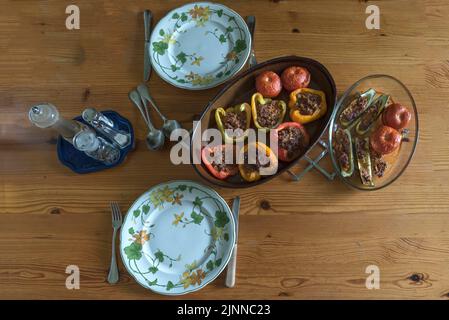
left=382, top=103, right=411, bottom=130
left=370, top=125, right=401, bottom=155
left=281, top=66, right=311, bottom=91
left=274, top=122, right=310, bottom=161
left=255, top=71, right=282, bottom=98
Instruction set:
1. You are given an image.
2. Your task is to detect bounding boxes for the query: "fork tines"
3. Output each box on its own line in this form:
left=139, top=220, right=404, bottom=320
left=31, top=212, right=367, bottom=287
left=110, top=202, right=122, bottom=223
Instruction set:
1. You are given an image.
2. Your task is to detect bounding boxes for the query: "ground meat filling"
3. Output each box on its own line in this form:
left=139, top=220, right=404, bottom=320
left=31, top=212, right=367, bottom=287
left=243, top=150, right=270, bottom=172
left=359, top=99, right=381, bottom=131
left=355, top=138, right=368, bottom=160
left=360, top=168, right=371, bottom=185
left=222, top=111, right=247, bottom=137
left=296, top=92, right=322, bottom=115
left=210, top=148, right=237, bottom=173
left=333, top=128, right=351, bottom=172
left=257, top=101, right=282, bottom=128
left=356, top=139, right=372, bottom=185
left=371, top=151, right=387, bottom=178
left=341, top=95, right=368, bottom=123
left=278, top=126, right=304, bottom=158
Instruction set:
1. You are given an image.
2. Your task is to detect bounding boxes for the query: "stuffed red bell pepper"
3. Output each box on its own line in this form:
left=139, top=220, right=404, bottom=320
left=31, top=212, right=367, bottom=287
left=274, top=122, right=310, bottom=162
left=201, top=144, right=238, bottom=180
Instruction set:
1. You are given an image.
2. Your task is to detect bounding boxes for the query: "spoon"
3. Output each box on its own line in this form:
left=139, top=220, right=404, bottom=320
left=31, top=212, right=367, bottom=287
left=137, top=83, right=182, bottom=139
left=128, top=90, right=165, bottom=150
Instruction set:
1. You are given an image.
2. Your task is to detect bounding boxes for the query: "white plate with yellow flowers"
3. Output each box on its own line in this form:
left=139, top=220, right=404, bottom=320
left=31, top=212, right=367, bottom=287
left=150, top=2, right=251, bottom=90
left=120, top=180, right=235, bottom=295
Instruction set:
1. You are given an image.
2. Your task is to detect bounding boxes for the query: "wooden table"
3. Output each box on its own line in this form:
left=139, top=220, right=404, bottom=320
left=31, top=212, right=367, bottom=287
left=1, top=0, right=448, bottom=300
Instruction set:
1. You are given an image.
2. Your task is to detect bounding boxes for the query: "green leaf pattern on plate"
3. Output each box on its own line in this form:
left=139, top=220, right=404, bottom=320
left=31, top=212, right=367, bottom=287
left=122, top=182, right=231, bottom=291
left=151, top=4, right=248, bottom=86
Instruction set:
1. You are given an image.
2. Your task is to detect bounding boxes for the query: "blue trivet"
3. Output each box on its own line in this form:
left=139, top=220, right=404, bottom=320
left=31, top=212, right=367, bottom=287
left=57, top=110, right=134, bottom=174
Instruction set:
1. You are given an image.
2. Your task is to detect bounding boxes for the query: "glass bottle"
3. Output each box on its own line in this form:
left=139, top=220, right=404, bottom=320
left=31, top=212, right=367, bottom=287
left=28, top=103, right=87, bottom=143
left=29, top=103, right=120, bottom=165
left=73, top=130, right=120, bottom=165
left=82, top=108, right=131, bottom=149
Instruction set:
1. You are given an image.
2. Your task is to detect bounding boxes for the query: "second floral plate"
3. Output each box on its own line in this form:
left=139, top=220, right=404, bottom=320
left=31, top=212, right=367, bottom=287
left=150, top=2, right=251, bottom=90
left=120, top=180, right=235, bottom=295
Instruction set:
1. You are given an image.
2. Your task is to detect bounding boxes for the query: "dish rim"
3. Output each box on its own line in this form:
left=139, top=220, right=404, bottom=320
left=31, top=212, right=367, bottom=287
left=190, top=55, right=337, bottom=188
left=119, top=179, right=236, bottom=295
left=328, top=74, right=419, bottom=191
left=149, top=1, right=252, bottom=91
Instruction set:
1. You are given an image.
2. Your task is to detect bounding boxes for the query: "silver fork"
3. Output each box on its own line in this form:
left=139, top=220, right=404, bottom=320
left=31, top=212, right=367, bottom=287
left=108, top=202, right=123, bottom=284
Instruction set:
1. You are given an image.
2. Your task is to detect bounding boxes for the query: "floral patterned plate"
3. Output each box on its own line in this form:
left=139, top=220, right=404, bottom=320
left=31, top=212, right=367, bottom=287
left=150, top=2, right=251, bottom=90
left=119, top=180, right=235, bottom=295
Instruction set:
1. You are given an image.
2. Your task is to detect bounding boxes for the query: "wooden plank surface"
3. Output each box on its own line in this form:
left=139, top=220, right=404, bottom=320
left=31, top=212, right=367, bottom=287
left=1, top=0, right=448, bottom=299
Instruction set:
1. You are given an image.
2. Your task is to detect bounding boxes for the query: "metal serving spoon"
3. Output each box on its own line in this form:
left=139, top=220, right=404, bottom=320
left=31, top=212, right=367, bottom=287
left=128, top=89, right=165, bottom=150
left=137, top=83, right=182, bottom=139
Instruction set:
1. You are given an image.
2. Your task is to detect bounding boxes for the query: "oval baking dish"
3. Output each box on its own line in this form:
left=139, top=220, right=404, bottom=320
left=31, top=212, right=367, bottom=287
left=191, top=55, right=337, bottom=188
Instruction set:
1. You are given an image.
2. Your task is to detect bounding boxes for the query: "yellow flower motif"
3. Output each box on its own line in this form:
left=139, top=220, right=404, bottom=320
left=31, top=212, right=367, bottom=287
left=172, top=212, right=184, bottom=226
left=171, top=193, right=183, bottom=205
left=191, top=56, right=204, bottom=66
left=179, top=268, right=206, bottom=288
left=185, top=72, right=213, bottom=86
left=133, top=230, right=150, bottom=245
left=188, top=5, right=211, bottom=21
left=190, top=269, right=206, bottom=286
left=180, top=271, right=192, bottom=289
left=185, top=261, right=198, bottom=272
left=160, top=185, right=174, bottom=201
left=149, top=192, right=162, bottom=208
left=161, top=33, right=176, bottom=45
left=149, top=186, right=178, bottom=208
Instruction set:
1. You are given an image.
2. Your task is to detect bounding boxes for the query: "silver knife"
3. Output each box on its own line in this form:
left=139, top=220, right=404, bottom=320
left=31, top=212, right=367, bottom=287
left=225, top=196, right=240, bottom=288
left=245, top=16, right=257, bottom=68
left=143, top=10, right=152, bottom=82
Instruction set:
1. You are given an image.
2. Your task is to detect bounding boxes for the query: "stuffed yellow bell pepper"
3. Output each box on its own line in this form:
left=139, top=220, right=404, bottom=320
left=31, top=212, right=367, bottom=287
left=238, top=142, right=278, bottom=182
left=288, top=88, right=327, bottom=124
left=251, top=93, right=287, bottom=131
left=215, top=103, right=251, bottom=143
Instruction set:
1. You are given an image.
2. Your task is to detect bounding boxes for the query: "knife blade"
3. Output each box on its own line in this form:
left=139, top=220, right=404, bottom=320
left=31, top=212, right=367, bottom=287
left=143, top=10, right=152, bottom=82
left=225, top=196, right=240, bottom=288
left=245, top=16, right=257, bottom=68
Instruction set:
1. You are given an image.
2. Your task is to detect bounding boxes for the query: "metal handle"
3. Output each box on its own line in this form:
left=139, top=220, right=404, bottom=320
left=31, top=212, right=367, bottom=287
left=144, top=10, right=152, bottom=42
left=245, top=16, right=257, bottom=68
left=107, top=228, right=119, bottom=284
left=128, top=90, right=156, bottom=132
left=287, top=140, right=336, bottom=181
left=225, top=244, right=237, bottom=288
left=137, top=84, right=167, bottom=121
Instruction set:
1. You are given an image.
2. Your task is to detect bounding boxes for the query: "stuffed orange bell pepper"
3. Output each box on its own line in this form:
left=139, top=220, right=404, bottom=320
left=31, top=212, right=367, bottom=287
left=201, top=144, right=238, bottom=180
left=251, top=93, right=286, bottom=131
left=238, top=142, right=278, bottom=182
left=288, top=88, right=327, bottom=124
left=215, top=103, right=251, bottom=143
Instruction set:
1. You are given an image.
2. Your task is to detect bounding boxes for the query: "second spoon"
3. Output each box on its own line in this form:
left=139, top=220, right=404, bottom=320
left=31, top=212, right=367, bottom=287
left=137, top=83, right=182, bottom=139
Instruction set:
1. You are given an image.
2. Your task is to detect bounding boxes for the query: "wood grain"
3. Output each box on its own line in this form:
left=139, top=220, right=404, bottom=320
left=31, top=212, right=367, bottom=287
left=1, top=0, right=448, bottom=299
